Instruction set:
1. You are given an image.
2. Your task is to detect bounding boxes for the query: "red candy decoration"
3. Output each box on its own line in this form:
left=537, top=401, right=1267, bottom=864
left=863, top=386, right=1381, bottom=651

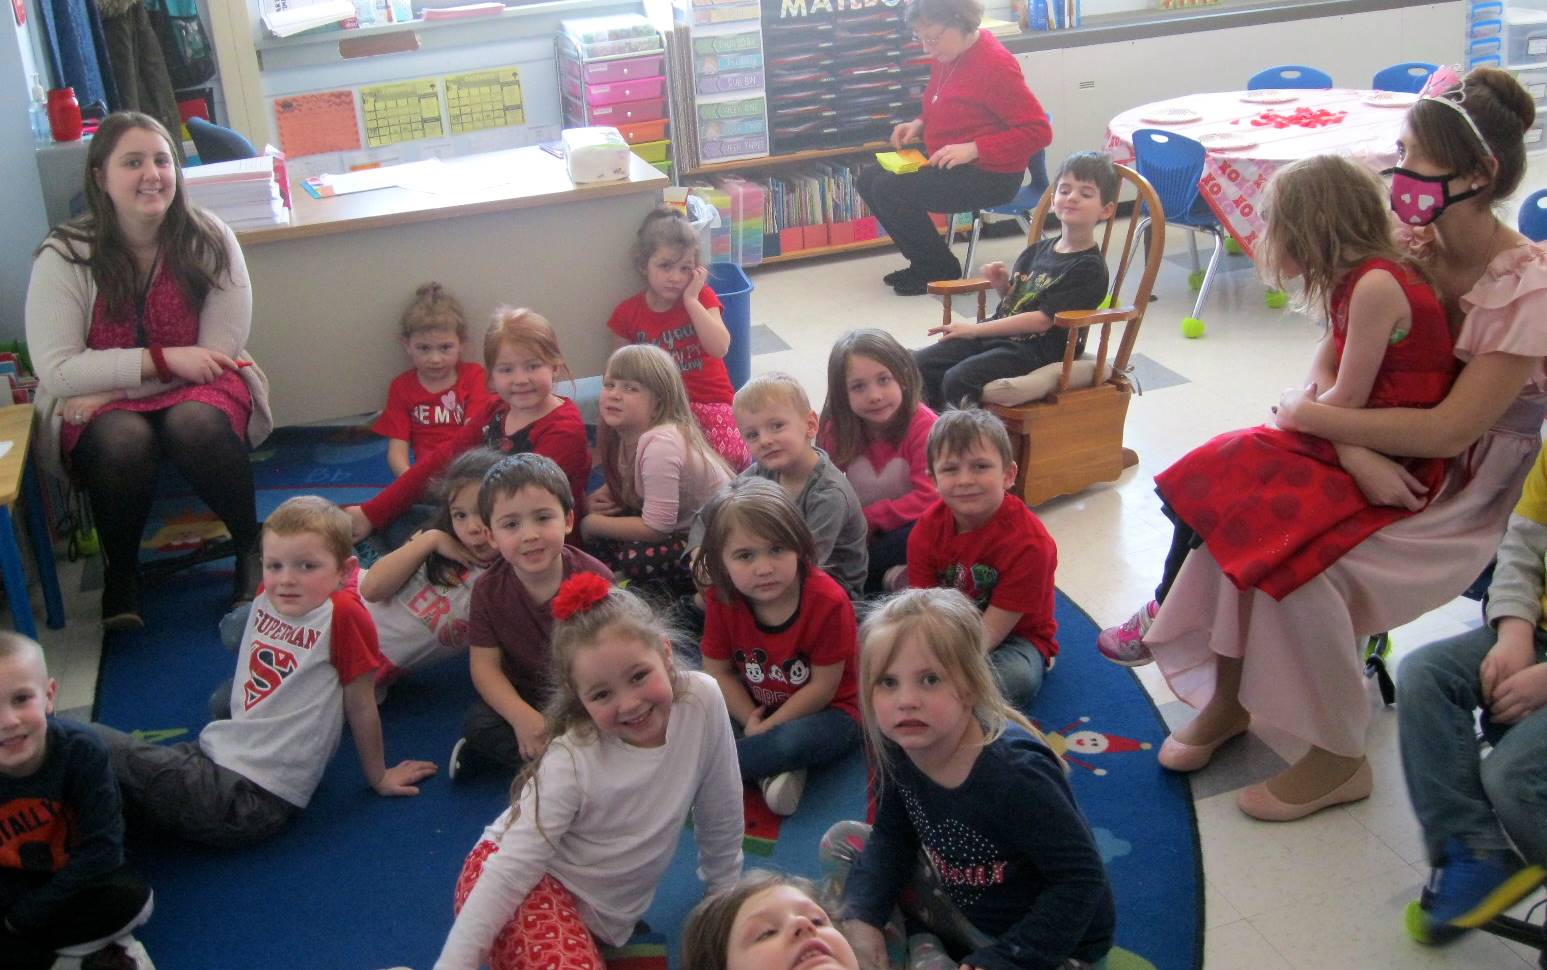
left=1248, top=106, right=1348, bottom=130
left=552, top=573, right=613, bottom=620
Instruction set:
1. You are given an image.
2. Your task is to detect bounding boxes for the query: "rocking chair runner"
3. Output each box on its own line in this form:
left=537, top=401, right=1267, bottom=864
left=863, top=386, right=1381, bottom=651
left=926, top=163, right=1167, bottom=506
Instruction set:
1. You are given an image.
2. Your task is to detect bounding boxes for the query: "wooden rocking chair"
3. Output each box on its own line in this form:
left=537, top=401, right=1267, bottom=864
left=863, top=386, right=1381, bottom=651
left=926, top=163, right=1166, bottom=506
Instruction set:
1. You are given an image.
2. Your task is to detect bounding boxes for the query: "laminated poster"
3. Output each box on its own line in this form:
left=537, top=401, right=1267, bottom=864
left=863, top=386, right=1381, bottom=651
left=360, top=78, right=444, bottom=148
left=443, top=66, right=526, bottom=134
left=272, top=90, right=362, bottom=158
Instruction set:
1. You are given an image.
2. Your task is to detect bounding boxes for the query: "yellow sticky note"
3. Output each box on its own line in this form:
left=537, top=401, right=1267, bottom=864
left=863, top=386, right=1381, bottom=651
left=875, top=149, right=928, bottom=174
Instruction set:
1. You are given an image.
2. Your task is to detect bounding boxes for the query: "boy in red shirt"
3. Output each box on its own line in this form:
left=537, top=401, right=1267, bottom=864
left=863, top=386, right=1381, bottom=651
left=908, top=408, right=1057, bottom=708
left=374, top=282, right=491, bottom=477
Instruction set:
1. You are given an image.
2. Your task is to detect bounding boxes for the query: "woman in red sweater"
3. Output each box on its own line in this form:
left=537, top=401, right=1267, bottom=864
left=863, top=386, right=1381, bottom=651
left=860, top=0, right=1052, bottom=295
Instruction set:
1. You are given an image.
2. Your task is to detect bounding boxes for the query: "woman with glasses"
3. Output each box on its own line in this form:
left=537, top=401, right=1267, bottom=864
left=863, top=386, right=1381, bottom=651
left=858, top=0, right=1051, bottom=295
left=1107, top=67, right=1546, bottom=825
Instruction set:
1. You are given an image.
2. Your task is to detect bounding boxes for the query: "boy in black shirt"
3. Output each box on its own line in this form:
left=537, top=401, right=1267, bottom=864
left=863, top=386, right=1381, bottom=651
left=0, top=634, right=152, bottom=969
left=915, top=151, right=1117, bottom=410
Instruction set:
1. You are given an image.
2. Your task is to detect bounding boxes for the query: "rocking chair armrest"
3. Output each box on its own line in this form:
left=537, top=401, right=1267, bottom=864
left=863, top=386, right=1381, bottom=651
left=927, top=278, right=994, bottom=296
left=1053, top=306, right=1139, bottom=329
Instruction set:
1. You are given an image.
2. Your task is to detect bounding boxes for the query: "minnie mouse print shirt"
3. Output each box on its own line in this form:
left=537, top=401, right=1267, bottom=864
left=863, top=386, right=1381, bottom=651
left=700, top=567, right=860, bottom=722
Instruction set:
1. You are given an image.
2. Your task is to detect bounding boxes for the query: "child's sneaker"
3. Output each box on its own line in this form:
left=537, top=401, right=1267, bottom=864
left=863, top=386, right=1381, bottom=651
left=1421, top=839, right=1547, bottom=931
left=448, top=737, right=469, bottom=781
left=1097, top=600, right=1159, bottom=666
left=760, top=770, right=806, bottom=816
left=81, top=936, right=155, bottom=970
left=905, top=934, right=955, bottom=970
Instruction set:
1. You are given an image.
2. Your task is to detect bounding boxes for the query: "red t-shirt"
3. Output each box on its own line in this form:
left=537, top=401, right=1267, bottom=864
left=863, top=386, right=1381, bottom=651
left=372, top=362, right=491, bottom=458
left=700, top=567, right=860, bottom=722
left=907, top=494, right=1059, bottom=660
left=607, top=286, right=734, bottom=406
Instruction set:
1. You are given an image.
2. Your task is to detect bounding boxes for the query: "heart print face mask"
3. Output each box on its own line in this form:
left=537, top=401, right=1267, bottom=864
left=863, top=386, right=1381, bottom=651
left=1384, top=167, right=1482, bottom=226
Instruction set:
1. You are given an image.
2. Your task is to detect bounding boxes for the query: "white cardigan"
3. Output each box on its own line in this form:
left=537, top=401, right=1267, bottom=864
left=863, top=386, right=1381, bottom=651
left=24, top=215, right=273, bottom=478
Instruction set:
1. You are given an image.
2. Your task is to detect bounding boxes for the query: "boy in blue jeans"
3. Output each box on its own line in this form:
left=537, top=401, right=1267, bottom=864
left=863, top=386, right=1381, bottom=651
left=1399, top=446, right=1547, bottom=940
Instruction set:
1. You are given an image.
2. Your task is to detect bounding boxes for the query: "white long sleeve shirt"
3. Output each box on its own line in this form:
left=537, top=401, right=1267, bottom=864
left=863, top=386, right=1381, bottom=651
left=435, top=670, right=744, bottom=969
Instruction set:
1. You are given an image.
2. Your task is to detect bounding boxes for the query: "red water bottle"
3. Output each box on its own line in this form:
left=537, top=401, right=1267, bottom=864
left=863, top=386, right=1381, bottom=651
left=47, top=88, right=82, bottom=142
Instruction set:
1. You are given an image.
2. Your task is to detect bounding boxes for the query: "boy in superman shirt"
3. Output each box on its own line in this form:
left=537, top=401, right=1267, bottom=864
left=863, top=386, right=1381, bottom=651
left=0, top=634, right=153, bottom=969
left=908, top=408, right=1058, bottom=709
left=95, top=496, right=436, bottom=848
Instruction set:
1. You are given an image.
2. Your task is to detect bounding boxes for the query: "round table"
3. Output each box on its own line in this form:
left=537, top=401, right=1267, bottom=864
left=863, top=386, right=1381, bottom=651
left=1104, top=88, right=1411, bottom=257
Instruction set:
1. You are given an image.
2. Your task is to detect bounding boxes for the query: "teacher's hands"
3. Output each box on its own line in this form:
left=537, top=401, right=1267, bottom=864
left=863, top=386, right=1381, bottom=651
left=1333, top=444, right=1428, bottom=511
left=60, top=391, right=122, bottom=426
left=163, top=346, right=238, bottom=385
left=891, top=119, right=924, bottom=150
left=929, top=142, right=979, bottom=169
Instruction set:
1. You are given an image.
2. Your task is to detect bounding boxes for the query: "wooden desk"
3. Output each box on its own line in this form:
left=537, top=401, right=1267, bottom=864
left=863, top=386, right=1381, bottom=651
left=238, top=147, right=668, bottom=426
left=0, top=405, right=64, bottom=638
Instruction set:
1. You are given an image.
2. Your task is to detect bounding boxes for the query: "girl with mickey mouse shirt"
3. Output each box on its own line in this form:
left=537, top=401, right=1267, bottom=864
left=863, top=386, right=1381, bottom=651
left=695, top=478, right=862, bottom=818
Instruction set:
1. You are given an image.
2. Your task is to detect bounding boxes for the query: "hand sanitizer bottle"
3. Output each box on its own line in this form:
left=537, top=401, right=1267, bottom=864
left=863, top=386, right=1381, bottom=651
left=30, top=75, right=51, bottom=143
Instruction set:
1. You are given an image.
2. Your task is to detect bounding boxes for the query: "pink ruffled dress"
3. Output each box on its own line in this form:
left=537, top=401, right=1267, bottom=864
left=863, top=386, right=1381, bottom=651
left=1145, top=242, right=1547, bottom=758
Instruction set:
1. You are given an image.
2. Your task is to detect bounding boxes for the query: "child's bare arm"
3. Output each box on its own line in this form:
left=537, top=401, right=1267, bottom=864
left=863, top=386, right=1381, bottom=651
left=469, top=645, right=547, bottom=759
left=579, top=512, right=669, bottom=542
left=930, top=309, right=1053, bottom=341
left=1303, top=332, right=1339, bottom=393
left=342, top=676, right=436, bottom=795
left=702, top=655, right=760, bottom=726
left=386, top=439, right=410, bottom=477
left=1316, top=269, right=1408, bottom=410
left=682, top=269, right=732, bottom=358
left=360, top=530, right=472, bottom=602
left=751, top=662, right=844, bottom=732
left=981, top=606, right=1023, bottom=651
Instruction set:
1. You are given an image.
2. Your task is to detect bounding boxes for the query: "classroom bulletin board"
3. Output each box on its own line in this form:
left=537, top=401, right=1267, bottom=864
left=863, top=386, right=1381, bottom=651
left=271, top=65, right=529, bottom=157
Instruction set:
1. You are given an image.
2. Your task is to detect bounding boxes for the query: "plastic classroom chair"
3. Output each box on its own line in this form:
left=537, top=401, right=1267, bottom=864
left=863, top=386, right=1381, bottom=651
left=949, top=149, right=1053, bottom=276
left=1372, top=62, right=1438, bottom=94
left=1129, top=128, right=1226, bottom=337
left=1247, top=65, right=1333, bottom=90
left=187, top=116, right=258, bottom=165
left=1519, top=187, right=1547, bottom=242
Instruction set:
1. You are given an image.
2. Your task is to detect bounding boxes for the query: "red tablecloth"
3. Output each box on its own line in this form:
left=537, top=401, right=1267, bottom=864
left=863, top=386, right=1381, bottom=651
left=1105, top=88, right=1409, bottom=256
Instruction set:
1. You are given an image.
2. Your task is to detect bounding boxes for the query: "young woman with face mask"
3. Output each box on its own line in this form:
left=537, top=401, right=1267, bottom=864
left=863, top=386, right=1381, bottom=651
left=1098, top=65, right=1547, bottom=823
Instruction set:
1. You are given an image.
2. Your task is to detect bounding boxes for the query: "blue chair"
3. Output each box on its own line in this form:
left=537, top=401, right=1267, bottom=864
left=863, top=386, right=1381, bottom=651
left=1519, top=188, right=1547, bottom=241
left=1247, top=65, right=1333, bottom=90
left=953, top=149, right=1052, bottom=276
left=1131, top=128, right=1226, bottom=337
left=1372, top=62, right=1438, bottom=94
left=187, top=116, right=258, bottom=164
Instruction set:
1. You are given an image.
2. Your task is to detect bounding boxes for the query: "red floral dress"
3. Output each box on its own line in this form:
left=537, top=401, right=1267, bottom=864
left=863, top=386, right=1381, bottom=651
left=1155, top=258, right=1457, bottom=600
left=62, top=261, right=252, bottom=459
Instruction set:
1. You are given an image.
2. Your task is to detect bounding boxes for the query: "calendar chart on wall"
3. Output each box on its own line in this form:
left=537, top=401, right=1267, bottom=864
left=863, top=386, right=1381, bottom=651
left=444, top=67, right=526, bottom=134
left=360, top=79, right=444, bottom=147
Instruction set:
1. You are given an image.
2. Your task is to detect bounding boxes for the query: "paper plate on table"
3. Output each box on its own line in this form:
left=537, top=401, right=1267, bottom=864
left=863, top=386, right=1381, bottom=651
left=1361, top=90, right=1419, bottom=107
left=1241, top=90, right=1298, bottom=104
left=1198, top=131, right=1258, bottom=151
left=1138, top=107, right=1202, bottom=124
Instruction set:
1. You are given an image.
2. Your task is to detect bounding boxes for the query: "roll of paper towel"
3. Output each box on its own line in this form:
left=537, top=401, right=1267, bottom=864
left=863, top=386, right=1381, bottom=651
left=562, top=127, right=630, bottom=183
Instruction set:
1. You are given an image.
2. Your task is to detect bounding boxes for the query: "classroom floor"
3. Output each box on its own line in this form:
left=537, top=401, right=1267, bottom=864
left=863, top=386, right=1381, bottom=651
left=21, top=170, right=1547, bottom=969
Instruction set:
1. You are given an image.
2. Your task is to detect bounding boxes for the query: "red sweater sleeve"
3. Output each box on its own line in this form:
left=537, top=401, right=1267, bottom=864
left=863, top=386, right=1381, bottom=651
left=863, top=408, right=939, bottom=533
left=361, top=395, right=501, bottom=529
left=530, top=400, right=593, bottom=519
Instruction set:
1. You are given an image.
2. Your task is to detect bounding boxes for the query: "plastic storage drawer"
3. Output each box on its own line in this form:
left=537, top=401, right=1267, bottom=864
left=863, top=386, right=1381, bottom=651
left=617, top=118, right=669, bottom=144
left=588, top=98, right=667, bottom=125
left=631, top=139, right=670, bottom=163
left=563, top=75, right=667, bottom=107
left=561, top=53, right=666, bottom=84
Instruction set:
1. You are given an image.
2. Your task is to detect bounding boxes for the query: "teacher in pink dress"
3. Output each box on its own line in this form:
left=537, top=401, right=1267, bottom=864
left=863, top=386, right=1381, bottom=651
left=858, top=0, right=1052, bottom=296
left=26, top=112, right=272, bottom=631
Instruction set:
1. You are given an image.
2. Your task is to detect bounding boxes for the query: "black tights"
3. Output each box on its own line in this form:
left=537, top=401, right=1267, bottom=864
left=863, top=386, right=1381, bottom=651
left=72, top=403, right=258, bottom=581
left=1154, top=500, right=1203, bottom=606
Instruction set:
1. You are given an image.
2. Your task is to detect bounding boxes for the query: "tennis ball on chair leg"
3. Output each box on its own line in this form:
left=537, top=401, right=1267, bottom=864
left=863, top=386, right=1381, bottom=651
left=1265, top=288, right=1289, bottom=309
left=1181, top=317, right=1206, bottom=339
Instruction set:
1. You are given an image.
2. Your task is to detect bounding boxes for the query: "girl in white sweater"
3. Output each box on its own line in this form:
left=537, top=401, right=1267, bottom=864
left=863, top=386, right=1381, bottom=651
left=434, top=574, right=745, bottom=970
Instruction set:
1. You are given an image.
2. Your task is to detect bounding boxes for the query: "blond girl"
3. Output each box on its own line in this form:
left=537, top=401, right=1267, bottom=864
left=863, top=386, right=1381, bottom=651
left=434, top=575, right=743, bottom=970
left=349, top=307, right=591, bottom=542
left=584, top=344, right=733, bottom=592
left=824, top=588, right=1114, bottom=970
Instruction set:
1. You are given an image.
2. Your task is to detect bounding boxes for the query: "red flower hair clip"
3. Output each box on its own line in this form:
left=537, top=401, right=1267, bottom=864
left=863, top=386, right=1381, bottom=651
left=552, top=573, right=613, bottom=621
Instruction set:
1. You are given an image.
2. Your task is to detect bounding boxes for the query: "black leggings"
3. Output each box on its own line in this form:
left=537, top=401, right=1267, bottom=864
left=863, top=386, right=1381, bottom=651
left=1155, top=501, right=1203, bottom=606
left=72, top=402, right=258, bottom=581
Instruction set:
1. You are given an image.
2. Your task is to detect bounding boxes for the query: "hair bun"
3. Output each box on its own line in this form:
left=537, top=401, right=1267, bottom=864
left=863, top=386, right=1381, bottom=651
left=1469, top=66, right=1536, bottom=131
left=552, top=573, right=613, bottom=620
left=415, top=281, right=443, bottom=300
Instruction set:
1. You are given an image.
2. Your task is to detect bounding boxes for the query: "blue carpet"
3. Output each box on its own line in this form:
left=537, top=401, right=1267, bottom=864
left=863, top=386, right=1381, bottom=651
left=95, top=427, right=1200, bottom=970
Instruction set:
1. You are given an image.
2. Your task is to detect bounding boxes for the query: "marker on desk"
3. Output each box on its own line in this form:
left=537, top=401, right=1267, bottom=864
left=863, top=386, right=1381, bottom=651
left=225, top=360, right=254, bottom=370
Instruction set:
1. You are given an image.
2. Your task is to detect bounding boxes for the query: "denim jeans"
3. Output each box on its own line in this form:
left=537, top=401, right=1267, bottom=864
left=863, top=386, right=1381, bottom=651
left=915, top=335, right=1070, bottom=411
left=736, top=706, right=862, bottom=782
left=1398, top=625, right=1547, bottom=865
left=866, top=524, right=915, bottom=594
left=990, top=636, right=1047, bottom=710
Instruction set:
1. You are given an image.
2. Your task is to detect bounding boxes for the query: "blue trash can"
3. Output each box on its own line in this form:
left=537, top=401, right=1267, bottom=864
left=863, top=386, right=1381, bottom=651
left=708, top=263, right=754, bottom=389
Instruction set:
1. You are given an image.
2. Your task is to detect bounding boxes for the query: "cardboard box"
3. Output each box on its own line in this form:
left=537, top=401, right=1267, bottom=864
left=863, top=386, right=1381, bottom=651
left=779, top=227, right=804, bottom=253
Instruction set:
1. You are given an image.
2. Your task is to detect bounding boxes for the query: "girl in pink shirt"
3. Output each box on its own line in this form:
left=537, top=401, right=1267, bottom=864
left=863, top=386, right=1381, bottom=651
left=583, top=344, right=732, bottom=595
left=818, top=329, right=938, bottom=593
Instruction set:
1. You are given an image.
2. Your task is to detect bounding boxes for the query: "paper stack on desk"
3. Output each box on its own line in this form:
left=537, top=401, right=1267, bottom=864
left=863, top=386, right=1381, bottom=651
left=183, top=155, right=290, bottom=229
left=260, top=0, right=355, bottom=37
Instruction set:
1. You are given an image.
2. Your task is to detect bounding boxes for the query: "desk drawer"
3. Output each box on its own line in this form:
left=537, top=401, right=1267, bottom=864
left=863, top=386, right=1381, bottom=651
left=561, top=54, right=666, bottom=85
left=631, top=139, right=670, bottom=163
left=562, top=75, right=667, bottom=107
left=588, top=98, right=667, bottom=125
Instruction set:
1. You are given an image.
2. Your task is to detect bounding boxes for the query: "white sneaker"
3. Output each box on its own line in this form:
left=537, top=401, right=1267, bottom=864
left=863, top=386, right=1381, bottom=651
left=760, top=770, right=807, bottom=816
left=448, top=737, right=468, bottom=781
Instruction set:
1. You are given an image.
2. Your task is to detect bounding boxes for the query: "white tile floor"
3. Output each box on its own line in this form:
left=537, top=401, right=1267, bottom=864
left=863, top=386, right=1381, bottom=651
left=16, top=175, right=1547, bottom=968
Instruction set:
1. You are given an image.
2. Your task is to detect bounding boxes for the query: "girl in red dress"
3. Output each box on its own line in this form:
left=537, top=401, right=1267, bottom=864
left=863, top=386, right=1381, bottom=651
left=1153, top=154, right=1458, bottom=601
